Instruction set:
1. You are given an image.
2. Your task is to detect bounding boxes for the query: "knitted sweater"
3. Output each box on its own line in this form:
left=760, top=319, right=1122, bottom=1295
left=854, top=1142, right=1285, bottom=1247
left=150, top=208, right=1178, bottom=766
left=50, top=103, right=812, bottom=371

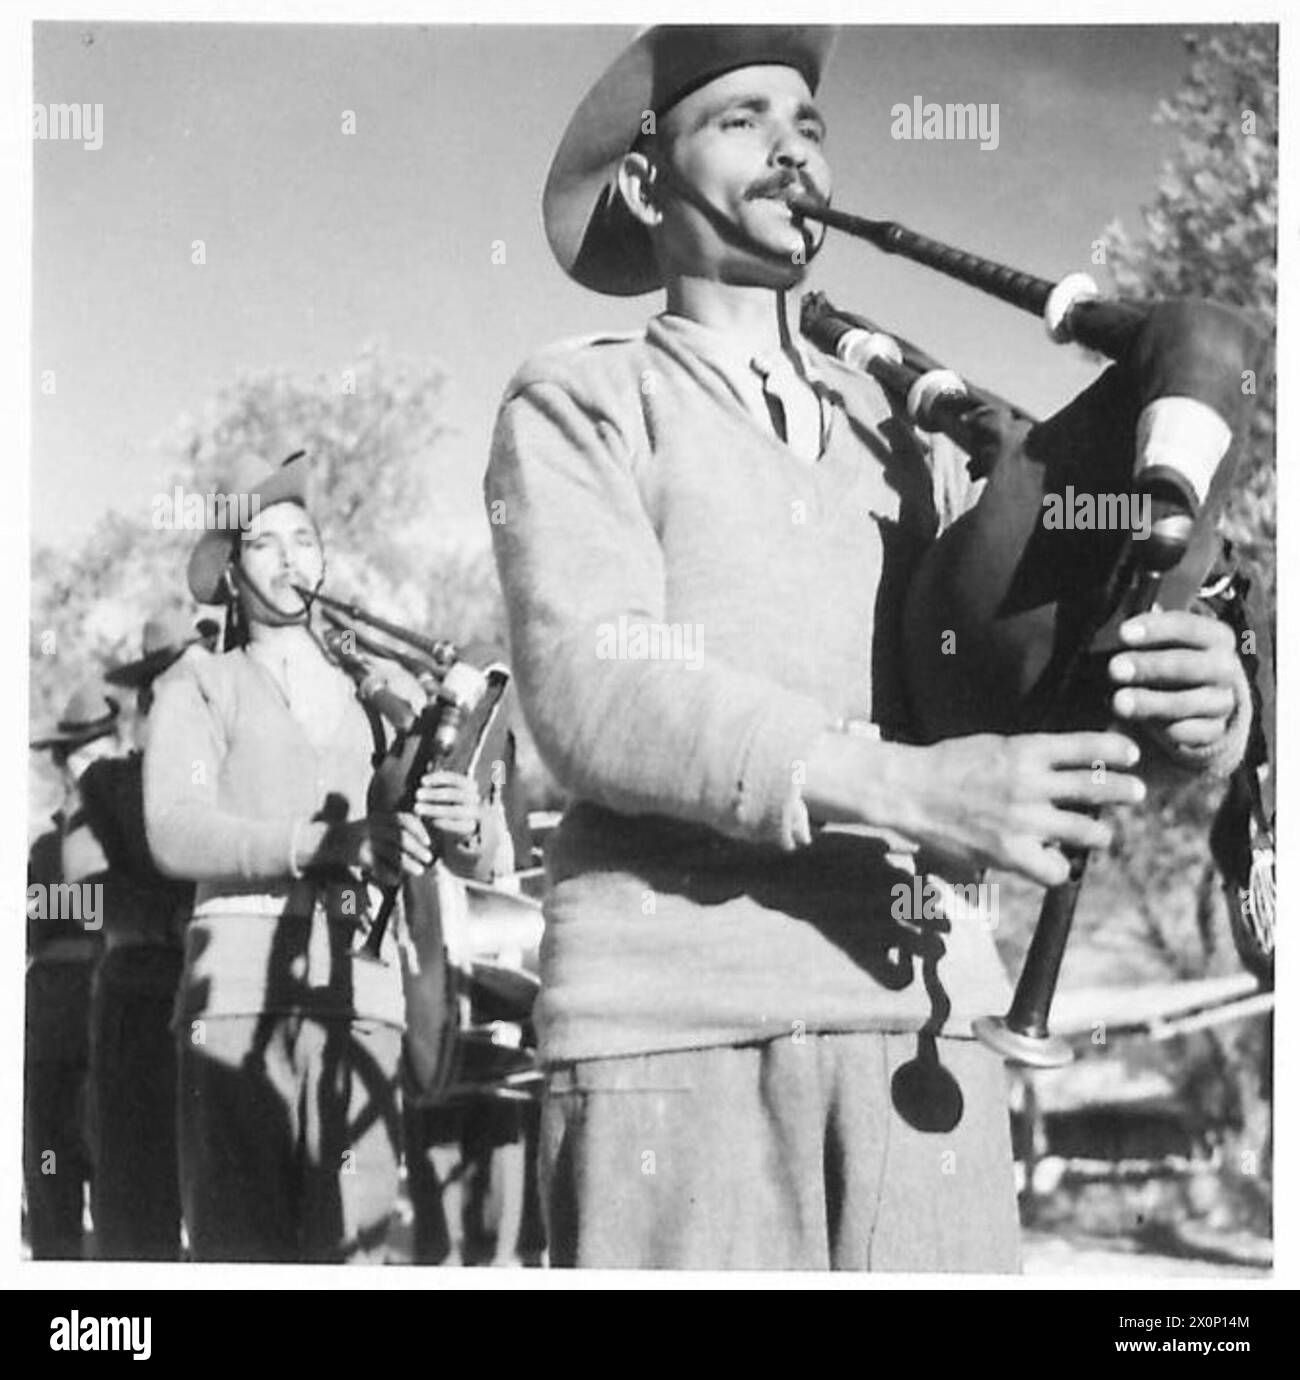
left=144, top=647, right=404, bottom=1027
left=487, top=314, right=1012, bottom=1063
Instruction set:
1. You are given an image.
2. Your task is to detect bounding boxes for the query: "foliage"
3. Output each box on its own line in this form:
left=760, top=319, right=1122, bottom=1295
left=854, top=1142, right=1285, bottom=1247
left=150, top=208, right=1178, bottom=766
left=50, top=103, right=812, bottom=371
left=1104, top=25, right=1277, bottom=589
left=1017, top=24, right=1281, bottom=1235
left=1086, top=24, right=1277, bottom=987
left=29, top=346, right=514, bottom=826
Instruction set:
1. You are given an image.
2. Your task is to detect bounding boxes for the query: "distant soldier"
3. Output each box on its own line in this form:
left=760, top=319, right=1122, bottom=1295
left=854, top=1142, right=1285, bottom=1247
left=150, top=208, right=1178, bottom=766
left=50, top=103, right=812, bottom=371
left=145, top=453, right=492, bottom=1262
left=26, top=687, right=121, bottom=1259
left=80, top=612, right=215, bottom=1259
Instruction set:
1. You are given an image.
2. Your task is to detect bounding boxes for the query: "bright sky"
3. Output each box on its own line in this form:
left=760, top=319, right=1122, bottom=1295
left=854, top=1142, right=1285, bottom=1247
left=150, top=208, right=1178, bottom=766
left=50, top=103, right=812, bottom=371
left=32, top=21, right=1210, bottom=552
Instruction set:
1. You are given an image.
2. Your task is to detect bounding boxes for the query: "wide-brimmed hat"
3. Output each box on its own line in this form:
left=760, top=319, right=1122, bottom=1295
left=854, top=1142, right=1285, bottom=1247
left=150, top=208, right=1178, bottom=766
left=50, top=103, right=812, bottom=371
left=104, top=610, right=213, bottom=688
left=543, top=25, right=835, bottom=297
left=187, top=450, right=311, bottom=605
left=30, top=686, right=121, bottom=751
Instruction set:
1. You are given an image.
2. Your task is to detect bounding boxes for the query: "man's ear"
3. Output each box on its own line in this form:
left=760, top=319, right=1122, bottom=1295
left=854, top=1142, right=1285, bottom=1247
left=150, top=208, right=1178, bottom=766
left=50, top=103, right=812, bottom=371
left=615, top=151, right=663, bottom=230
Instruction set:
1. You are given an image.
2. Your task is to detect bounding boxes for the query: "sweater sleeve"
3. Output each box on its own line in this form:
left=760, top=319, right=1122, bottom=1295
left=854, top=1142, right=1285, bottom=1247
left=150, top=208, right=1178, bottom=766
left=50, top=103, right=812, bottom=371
left=144, top=656, right=299, bottom=883
left=486, top=376, right=832, bottom=850
left=79, top=755, right=161, bottom=880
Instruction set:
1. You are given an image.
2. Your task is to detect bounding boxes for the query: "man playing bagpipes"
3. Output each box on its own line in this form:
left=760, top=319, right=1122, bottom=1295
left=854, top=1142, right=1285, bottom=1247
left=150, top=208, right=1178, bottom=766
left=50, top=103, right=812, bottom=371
left=144, top=453, right=506, bottom=1262
left=486, top=25, right=1257, bottom=1271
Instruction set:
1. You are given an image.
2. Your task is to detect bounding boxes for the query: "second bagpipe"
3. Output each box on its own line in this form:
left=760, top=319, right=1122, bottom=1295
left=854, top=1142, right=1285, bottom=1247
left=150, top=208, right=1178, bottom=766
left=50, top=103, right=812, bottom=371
left=300, top=584, right=544, bottom=1106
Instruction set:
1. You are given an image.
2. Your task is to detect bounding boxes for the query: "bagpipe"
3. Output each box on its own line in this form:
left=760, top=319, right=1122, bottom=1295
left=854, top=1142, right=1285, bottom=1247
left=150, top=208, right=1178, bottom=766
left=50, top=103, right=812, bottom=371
left=794, top=198, right=1274, bottom=1066
left=300, top=585, right=543, bottom=1104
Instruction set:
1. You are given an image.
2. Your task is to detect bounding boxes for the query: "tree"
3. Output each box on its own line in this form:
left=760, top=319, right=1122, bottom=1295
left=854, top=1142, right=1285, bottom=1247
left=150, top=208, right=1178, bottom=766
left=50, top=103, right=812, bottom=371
left=29, top=346, right=515, bottom=828
left=1104, top=25, right=1277, bottom=587
left=1090, top=25, right=1277, bottom=1233
left=1094, top=25, right=1277, bottom=981
left=991, top=28, right=1276, bottom=1244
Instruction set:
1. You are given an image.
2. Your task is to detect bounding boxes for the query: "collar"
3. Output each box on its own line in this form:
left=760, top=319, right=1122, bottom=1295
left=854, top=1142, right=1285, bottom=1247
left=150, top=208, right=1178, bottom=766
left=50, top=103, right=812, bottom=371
left=652, top=311, right=827, bottom=388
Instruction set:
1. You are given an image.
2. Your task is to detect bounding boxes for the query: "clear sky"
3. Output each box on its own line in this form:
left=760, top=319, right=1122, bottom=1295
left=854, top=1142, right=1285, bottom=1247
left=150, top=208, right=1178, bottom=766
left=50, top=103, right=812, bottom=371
left=32, top=21, right=1212, bottom=550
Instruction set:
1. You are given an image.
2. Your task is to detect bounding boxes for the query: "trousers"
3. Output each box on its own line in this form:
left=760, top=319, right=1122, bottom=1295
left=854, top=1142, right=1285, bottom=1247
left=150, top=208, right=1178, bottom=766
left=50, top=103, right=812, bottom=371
left=23, top=961, right=95, bottom=1260
left=178, top=1013, right=403, bottom=1262
left=87, top=946, right=184, bottom=1260
left=542, top=1032, right=1022, bottom=1271
left=403, top=1097, right=546, bottom=1266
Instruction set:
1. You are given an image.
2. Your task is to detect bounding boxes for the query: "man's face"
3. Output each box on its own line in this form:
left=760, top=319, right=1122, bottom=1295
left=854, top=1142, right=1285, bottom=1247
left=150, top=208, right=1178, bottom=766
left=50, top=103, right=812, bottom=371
left=649, top=64, right=830, bottom=287
left=235, top=500, right=323, bottom=624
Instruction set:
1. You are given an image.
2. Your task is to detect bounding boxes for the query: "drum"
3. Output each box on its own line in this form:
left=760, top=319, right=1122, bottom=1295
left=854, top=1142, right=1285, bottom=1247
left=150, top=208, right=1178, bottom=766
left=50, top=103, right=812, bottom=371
left=400, top=873, right=544, bottom=1108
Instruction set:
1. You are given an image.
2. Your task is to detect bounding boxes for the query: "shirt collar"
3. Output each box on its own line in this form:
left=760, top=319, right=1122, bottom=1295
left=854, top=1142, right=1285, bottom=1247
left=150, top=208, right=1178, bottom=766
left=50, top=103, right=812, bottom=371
left=653, top=311, right=827, bottom=388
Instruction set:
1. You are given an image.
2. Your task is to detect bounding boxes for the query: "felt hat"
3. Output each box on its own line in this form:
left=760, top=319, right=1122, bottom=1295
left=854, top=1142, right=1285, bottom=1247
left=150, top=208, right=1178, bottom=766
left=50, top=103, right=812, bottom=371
left=543, top=25, right=835, bottom=296
left=187, top=450, right=310, bottom=605
left=30, top=686, right=121, bottom=751
left=104, top=610, right=212, bottom=688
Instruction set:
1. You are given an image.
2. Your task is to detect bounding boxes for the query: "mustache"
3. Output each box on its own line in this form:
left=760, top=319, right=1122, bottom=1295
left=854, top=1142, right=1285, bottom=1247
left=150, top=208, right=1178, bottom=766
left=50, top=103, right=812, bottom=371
left=745, top=172, right=827, bottom=206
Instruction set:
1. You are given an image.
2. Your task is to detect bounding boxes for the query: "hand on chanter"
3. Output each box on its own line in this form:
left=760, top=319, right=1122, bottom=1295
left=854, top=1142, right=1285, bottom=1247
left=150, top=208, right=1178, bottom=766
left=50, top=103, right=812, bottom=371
left=1107, top=610, right=1248, bottom=763
left=413, top=769, right=484, bottom=846
left=891, top=730, right=1147, bottom=887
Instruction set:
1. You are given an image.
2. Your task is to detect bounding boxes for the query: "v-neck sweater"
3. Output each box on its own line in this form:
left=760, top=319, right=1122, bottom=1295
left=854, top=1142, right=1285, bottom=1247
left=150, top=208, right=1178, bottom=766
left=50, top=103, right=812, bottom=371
left=143, top=647, right=404, bottom=1026
left=487, top=314, right=1011, bottom=1063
